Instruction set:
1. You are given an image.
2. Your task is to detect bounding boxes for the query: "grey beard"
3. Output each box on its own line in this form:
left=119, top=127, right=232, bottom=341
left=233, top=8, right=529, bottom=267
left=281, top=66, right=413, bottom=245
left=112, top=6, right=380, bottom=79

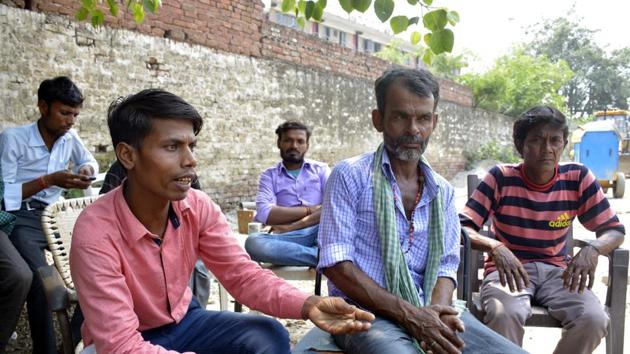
left=383, top=133, right=428, bottom=161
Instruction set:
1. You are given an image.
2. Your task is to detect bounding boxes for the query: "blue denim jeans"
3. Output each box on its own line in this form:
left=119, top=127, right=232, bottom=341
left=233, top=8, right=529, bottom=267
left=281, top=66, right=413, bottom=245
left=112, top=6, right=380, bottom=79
left=141, top=298, right=291, bottom=354
left=331, top=311, right=528, bottom=354
left=244, top=224, right=319, bottom=266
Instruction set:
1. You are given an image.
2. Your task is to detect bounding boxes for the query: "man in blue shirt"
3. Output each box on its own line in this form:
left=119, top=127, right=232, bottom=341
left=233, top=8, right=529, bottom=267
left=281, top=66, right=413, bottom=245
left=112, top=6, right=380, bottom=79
left=0, top=76, right=98, bottom=354
left=318, top=68, right=525, bottom=354
left=245, top=121, right=330, bottom=266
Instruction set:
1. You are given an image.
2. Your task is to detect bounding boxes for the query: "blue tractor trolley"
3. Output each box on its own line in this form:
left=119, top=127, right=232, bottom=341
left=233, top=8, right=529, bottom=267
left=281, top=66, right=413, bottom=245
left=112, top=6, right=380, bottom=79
left=572, top=118, right=626, bottom=198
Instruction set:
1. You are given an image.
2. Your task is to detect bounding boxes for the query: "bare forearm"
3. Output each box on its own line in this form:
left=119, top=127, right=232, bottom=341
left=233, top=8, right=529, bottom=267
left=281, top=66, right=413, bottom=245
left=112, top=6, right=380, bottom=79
left=430, top=277, right=455, bottom=306
left=590, top=230, right=625, bottom=255
left=267, top=205, right=311, bottom=225
left=323, top=261, right=412, bottom=324
left=21, top=176, right=48, bottom=199
left=465, top=225, right=502, bottom=252
left=281, top=209, right=322, bottom=231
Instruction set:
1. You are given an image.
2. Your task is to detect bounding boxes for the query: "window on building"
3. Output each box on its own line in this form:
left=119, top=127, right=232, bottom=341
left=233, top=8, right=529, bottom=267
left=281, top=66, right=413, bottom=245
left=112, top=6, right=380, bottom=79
left=363, top=39, right=375, bottom=53
left=274, top=12, right=297, bottom=29
left=339, top=31, right=348, bottom=47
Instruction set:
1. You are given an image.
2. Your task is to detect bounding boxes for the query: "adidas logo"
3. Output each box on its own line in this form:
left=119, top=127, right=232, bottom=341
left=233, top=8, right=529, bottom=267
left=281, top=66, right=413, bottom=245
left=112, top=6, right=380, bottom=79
left=549, top=212, right=572, bottom=228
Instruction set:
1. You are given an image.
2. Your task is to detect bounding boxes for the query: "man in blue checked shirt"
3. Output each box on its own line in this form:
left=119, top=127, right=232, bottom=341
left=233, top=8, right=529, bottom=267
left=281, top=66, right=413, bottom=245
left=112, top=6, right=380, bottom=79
left=317, top=68, right=525, bottom=354
left=0, top=76, right=98, bottom=354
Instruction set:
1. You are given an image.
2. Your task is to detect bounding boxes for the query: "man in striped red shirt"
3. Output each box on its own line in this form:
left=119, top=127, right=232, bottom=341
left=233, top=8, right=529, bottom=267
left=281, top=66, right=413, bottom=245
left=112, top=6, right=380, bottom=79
left=460, top=106, right=625, bottom=354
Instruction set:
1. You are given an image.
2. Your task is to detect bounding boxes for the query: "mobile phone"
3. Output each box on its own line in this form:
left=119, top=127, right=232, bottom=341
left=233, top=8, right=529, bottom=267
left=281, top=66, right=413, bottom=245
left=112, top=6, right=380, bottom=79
left=86, top=176, right=97, bottom=181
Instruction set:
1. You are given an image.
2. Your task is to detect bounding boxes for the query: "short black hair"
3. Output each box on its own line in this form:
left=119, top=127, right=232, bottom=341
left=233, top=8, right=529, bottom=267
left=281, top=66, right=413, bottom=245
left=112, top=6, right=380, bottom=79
left=107, top=89, right=203, bottom=149
left=37, top=76, right=84, bottom=107
left=513, top=106, right=569, bottom=154
left=275, top=121, right=311, bottom=141
left=375, top=68, right=440, bottom=115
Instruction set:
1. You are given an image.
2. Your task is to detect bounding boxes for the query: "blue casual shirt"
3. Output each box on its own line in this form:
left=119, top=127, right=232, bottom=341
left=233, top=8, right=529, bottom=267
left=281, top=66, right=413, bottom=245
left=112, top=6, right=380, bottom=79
left=0, top=122, right=98, bottom=211
left=318, top=150, right=460, bottom=305
left=255, top=159, right=331, bottom=224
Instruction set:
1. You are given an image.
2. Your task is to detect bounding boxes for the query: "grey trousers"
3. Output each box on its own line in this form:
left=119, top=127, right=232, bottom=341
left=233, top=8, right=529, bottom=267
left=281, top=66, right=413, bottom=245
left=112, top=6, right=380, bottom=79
left=0, top=230, right=32, bottom=353
left=8, top=209, right=57, bottom=354
left=480, top=262, right=608, bottom=354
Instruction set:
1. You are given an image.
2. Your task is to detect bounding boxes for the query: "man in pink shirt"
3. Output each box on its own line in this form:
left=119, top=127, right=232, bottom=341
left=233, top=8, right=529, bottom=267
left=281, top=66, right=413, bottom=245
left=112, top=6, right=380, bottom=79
left=69, top=89, right=373, bottom=354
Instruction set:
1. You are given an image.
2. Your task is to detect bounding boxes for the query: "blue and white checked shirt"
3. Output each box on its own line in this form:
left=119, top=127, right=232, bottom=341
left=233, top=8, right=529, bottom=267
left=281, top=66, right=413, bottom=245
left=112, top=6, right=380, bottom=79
left=0, top=123, right=98, bottom=211
left=318, top=150, right=460, bottom=306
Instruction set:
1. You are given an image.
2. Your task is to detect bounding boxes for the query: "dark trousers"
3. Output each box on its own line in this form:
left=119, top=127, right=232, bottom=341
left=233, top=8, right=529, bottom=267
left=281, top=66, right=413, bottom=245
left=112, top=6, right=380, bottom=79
left=0, top=230, right=32, bottom=353
left=8, top=208, right=56, bottom=354
left=140, top=298, right=291, bottom=354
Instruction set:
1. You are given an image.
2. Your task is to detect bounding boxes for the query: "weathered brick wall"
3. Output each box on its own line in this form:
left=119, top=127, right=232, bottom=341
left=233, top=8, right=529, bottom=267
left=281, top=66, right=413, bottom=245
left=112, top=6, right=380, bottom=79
left=1, top=0, right=474, bottom=106
left=0, top=6, right=507, bottom=210
left=1, top=0, right=265, bottom=56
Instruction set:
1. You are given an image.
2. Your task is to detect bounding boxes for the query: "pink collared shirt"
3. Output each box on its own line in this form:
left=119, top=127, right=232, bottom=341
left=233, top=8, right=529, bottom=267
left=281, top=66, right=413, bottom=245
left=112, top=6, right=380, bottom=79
left=70, top=187, right=310, bottom=353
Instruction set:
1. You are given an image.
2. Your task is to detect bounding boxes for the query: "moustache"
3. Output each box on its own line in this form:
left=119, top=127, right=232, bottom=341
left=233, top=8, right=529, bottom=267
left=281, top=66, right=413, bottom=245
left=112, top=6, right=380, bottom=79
left=397, top=135, right=426, bottom=145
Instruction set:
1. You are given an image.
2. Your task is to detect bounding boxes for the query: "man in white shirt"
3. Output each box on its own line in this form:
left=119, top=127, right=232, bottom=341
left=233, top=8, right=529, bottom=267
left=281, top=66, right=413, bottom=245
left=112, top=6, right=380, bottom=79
left=0, top=76, right=98, bottom=354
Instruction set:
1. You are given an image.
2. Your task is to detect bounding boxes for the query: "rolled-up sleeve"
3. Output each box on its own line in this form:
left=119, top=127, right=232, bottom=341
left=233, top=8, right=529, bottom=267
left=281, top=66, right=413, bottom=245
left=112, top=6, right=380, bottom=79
left=70, top=131, right=99, bottom=176
left=255, top=169, right=276, bottom=224
left=0, top=131, right=23, bottom=210
left=437, top=184, right=461, bottom=286
left=318, top=162, right=358, bottom=270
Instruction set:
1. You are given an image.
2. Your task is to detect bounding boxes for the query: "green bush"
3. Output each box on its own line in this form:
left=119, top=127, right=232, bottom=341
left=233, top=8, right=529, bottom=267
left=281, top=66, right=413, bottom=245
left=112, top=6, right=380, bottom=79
left=464, top=140, right=520, bottom=170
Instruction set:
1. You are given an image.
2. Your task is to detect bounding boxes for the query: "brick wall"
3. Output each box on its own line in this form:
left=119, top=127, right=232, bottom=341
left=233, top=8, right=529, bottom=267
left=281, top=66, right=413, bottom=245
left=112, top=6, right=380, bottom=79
left=1, top=0, right=265, bottom=56
left=1, top=0, right=473, bottom=106
left=0, top=5, right=496, bottom=210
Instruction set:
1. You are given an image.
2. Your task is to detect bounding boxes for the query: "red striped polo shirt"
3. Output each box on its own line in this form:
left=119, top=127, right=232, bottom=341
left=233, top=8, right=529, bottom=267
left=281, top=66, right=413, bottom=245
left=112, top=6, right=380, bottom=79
left=460, top=163, right=625, bottom=274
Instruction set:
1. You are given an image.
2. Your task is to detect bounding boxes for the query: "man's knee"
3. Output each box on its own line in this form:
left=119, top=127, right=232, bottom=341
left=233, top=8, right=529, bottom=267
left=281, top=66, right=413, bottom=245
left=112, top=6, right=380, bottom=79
left=571, top=305, right=609, bottom=335
left=244, top=236, right=270, bottom=258
left=5, top=264, right=32, bottom=296
left=483, top=295, right=530, bottom=326
left=335, top=318, right=417, bottom=354
left=241, top=316, right=290, bottom=354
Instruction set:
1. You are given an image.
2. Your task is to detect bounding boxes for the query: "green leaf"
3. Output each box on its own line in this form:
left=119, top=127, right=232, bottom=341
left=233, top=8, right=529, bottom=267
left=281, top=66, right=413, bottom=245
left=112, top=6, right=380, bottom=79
left=143, top=0, right=159, bottom=13
left=339, top=0, right=353, bottom=13
left=390, top=16, right=409, bottom=34
left=410, top=31, right=421, bottom=45
left=408, top=16, right=419, bottom=25
left=313, top=1, right=324, bottom=21
left=132, top=2, right=145, bottom=23
left=90, top=9, right=105, bottom=26
left=422, top=48, right=435, bottom=65
left=407, top=0, right=418, bottom=4
left=106, top=0, right=119, bottom=16
left=318, top=0, right=327, bottom=7
left=374, top=0, right=394, bottom=22
left=427, top=28, right=454, bottom=54
left=296, top=16, right=306, bottom=28
left=352, top=0, right=372, bottom=13
left=304, top=1, right=315, bottom=19
left=423, top=9, right=448, bottom=31
left=281, top=0, right=294, bottom=13
left=82, top=0, right=96, bottom=9
left=298, top=0, right=306, bottom=13
left=423, top=32, right=431, bottom=45
left=422, top=0, right=433, bottom=5
left=447, top=10, right=460, bottom=26
left=75, top=7, right=90, bottom=21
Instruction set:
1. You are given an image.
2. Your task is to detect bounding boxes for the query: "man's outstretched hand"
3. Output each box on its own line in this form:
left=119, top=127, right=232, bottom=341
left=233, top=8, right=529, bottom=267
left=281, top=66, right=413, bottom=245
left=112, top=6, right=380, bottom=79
left=301, top=296, right=375, bottom=335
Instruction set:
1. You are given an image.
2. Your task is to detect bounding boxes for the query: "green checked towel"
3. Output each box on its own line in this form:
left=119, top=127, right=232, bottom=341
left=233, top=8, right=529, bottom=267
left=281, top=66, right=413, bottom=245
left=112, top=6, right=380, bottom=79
left=373, top=143, right=445, bottom=353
